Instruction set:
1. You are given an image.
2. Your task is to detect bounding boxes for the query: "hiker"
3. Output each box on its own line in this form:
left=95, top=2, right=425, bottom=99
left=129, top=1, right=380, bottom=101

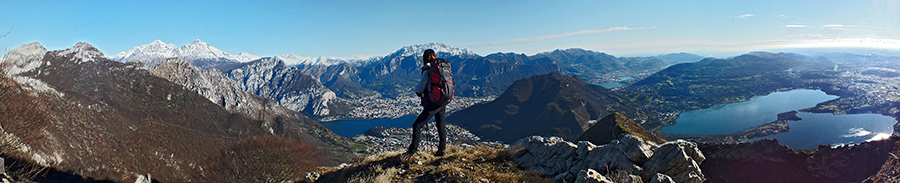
left=406, top=49, right=454, bottom=156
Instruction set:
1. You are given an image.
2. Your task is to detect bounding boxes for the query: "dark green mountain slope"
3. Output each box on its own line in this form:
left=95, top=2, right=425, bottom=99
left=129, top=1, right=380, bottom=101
left=449, top=73, right=641, bottom=143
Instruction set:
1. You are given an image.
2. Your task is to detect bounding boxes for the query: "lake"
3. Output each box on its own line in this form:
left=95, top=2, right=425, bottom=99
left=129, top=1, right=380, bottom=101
left=598, top=76, right=634, bottom=88
left=661, top=89, right=896, bottom=149
left=765, top=112, right=895, bottom=149
left=322, top=115, right=418, bottom=137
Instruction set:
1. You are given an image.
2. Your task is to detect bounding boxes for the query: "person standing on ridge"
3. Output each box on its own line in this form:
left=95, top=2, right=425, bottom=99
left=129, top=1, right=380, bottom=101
left=406, top=49, right=454, bottom=157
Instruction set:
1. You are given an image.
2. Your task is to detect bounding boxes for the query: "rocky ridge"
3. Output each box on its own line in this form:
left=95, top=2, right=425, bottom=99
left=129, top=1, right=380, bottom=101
left=1, top=42, right=345, bottom=182
left=514, top=135, right=705, bottom=183
left=150, top=58, right=297, bottom=121
left=228, top=57, right=351, bottom=118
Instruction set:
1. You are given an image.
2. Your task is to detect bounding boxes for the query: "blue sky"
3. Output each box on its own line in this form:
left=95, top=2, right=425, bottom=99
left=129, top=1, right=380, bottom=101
left=2, top=0, right=899, bottom=58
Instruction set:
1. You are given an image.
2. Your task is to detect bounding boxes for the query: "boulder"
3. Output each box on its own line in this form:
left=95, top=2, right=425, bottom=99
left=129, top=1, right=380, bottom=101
left=134, top=174, right=152, bottom=183
left=515, top=135, right=705, bottom=183
left=647, top=173, right=675, bottom=183
left=616, top=135, right=656, bottom=164
left=575, top=169, right=613, bottom=183
left=513, top=136, right=577, bottom=176
left=640, top=141, right=705, bottom=183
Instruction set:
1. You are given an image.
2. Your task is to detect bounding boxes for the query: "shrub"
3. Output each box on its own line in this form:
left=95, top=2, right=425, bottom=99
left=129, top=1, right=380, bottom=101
left=221, top=135, right=320, bottom=182
left=0, top=65, right=52, bottom=149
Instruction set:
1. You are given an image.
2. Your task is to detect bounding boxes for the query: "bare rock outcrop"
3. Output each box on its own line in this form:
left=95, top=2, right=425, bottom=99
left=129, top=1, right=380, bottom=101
left=575, top=169, right=613, bottom=183
left=514, top=135, right=706, bottom=183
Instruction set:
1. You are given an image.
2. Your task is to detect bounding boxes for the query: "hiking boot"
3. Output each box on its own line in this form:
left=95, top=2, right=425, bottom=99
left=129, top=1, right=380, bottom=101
left=434, top=151, right=445, bottom=157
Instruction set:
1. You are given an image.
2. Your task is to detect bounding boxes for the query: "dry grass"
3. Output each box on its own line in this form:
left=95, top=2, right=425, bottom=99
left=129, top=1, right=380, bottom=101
left=313, top=144, right=553, bottom=183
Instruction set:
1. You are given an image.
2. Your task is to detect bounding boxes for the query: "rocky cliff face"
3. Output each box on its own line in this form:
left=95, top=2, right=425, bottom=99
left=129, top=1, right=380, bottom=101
left=149, top=58, right=355, bottom=158
left=228, top=57, right=352, bottom=119
left=514, top=135, right=706, bottom=183
left=151, top=58, right=297, bottom=120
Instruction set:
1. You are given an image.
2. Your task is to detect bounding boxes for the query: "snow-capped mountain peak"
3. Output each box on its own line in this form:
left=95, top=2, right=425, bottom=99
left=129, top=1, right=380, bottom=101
left=275, top=54, right=380, bottom=66
left=58, top=42, right=106, bottom=63
left=1, top=42, right=47, bottom=76
left=111, top=39, right=259, bottom=66
left=234, top=52, right=261, bottom=62
left=179, top=39, right=228, bottom=59
left=392, top=43, right=478, bottom=58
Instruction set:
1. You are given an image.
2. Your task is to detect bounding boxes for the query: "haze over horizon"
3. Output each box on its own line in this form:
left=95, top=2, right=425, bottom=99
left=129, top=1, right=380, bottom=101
left=2, top=0, right=899, bottom=58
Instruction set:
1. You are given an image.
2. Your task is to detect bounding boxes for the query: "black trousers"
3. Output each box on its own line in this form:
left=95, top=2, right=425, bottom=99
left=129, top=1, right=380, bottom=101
left=407, top=103, right=447, bottom=154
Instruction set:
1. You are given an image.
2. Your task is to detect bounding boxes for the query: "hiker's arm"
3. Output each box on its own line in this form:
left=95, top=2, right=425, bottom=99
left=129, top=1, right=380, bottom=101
left=415, top=71, right=428, bottom=96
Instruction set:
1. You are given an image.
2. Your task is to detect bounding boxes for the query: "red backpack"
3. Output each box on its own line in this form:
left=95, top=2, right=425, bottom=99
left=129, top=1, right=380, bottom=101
left=427, top=58, right=454, bottom=107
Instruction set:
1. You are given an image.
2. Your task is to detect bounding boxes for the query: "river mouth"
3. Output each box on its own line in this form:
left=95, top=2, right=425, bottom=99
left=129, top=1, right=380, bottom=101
left=660, top=89, right=896, bottom=149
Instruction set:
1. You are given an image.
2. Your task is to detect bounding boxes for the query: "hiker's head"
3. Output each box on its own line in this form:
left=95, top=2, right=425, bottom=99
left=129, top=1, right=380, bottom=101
left=423, top=49, right=437, bottom=63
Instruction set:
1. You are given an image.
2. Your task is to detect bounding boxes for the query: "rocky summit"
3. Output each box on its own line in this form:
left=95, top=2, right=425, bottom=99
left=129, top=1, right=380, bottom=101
left=515, top=135, right=706, bottom=183
left=577, top=112, right=667, bottom=146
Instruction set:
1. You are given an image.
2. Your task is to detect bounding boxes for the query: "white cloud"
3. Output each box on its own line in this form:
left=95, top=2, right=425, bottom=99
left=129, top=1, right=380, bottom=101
left=734, top=14, right=754, bottom=19
left=822, top=24, right=844, bottom=28
left=776, top=38, right=900, bottom=50
left=778, top=14, right=787, bottom=19
left=785, top=24, right=808, bottom=28
left=840, top=128, right=872, bottom=138
left=470, top=26, right=637, bottom=47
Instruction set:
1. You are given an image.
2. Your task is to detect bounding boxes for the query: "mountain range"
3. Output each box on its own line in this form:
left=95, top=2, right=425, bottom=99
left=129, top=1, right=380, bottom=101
left=109, top=41, right=705, bottom=119
left=0, top=42, right=353, bottom=182
left=2, top=40, right=899, bottom=182
left=111, top=39, right=260, bottom=71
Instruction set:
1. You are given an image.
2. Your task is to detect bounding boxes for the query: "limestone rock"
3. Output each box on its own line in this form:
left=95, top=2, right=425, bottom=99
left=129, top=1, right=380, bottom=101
left=515, top=135, right=705, bottom=183
left=575, top=169, right=612, bottom=183
left=2, top=42, right=47, bottom=76
left=616, top=135, right=656, bottom=164
left=150, top=58, right=305, bottom=129
left=134, top=174, right=151, bottom=183
left=641, top=141, right=705, bottom=183
left=228, top=57, right=350, bottom=118
left=513, top=136, right=577, bottom=176
left=647, top=173, right=675, bottom=183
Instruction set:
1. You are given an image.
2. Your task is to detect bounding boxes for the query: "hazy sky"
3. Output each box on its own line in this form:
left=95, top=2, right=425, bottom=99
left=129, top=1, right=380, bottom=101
left=2, top=0, right=899, bottom=58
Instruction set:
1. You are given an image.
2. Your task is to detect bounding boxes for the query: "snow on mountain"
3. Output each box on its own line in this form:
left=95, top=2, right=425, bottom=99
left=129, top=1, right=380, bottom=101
left=2, top=42, right=47, bottom=76
left=110, top=39, right=260, bottom=66
left=57, top=42, right=106, bottom=63
left=275, top=54, right=381, bottom=66
left=178, top=39, right=229, bottom=60
left=234, top=52, right=261, bottom=62
left=389, top=43, right=478, bottom=59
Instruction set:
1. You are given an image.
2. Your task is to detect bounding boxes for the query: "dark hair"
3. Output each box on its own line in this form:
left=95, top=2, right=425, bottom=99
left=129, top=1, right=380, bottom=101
left=423, top=49, right=436, bottom=64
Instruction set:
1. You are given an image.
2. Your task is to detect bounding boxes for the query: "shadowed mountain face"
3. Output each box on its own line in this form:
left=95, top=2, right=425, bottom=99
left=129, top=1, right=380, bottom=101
left=449, top=73, right=641, bottom=143
left=0, top=42, right=348, bottom=182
